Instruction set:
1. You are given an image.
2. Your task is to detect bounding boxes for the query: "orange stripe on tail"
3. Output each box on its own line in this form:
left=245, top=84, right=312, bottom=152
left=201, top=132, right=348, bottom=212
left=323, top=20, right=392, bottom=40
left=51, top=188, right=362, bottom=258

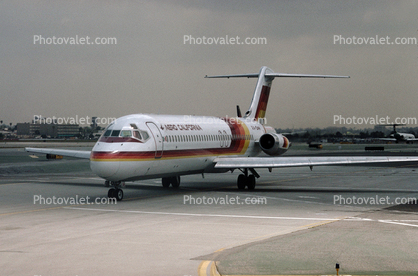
left=254, top=85, right=271, bottom=120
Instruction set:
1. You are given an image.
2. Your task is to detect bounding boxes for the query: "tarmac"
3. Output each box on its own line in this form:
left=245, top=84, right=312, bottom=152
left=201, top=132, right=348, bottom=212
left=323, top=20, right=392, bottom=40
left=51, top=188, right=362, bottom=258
left=1, top=142, right=418, bottom=275
left=208, top=205, right=418, bottom=275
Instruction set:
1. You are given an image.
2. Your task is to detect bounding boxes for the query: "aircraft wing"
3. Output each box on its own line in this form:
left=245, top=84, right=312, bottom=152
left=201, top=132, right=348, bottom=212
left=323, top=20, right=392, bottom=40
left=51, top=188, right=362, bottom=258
left=213, top=156, right=418, bottom=169
left=25, top=147, right=91, bottom=159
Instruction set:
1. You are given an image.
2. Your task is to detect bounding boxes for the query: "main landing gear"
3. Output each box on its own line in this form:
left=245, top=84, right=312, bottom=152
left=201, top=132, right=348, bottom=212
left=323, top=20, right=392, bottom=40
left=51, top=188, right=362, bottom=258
left=105, top=181, right=125, bottom=201
left=162, top=176, right=181, bottom=188
left=237, top=168, right=259, bottom=190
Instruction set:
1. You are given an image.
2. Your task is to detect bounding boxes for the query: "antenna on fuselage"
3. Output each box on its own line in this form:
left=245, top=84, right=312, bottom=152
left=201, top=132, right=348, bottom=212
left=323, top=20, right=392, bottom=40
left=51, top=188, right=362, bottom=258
left=236, top=105, right=242, bottom=117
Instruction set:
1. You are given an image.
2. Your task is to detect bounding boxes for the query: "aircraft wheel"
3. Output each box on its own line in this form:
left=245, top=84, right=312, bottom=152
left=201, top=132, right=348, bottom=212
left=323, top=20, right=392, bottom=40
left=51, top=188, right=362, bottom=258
left=171, top=176, right=180, bottom=188
left=237, top=174, right=246, bottom=190
left=162, top=177, right=171, bottom=188
left=108, top=188, right=116, bottom=198
left=247, top=175, right=256, bottom=190
left=115, top=189, right=124, bottom=201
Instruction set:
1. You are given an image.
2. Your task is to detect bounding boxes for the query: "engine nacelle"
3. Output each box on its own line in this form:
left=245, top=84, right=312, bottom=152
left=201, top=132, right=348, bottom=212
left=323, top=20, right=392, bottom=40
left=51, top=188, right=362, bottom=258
left=259, top=133, right=290, bottom=156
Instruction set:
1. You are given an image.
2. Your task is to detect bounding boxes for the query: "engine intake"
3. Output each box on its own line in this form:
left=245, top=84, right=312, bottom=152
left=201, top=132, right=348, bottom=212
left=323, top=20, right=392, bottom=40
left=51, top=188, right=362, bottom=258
left=259, top=133, right=290, bottom=156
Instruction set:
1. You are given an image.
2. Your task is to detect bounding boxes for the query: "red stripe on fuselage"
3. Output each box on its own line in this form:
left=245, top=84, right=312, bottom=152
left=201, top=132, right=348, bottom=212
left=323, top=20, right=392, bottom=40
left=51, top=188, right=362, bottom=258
left=92, top=118, right=252, bottom=161
left=91, top=146, right=245, bottom=161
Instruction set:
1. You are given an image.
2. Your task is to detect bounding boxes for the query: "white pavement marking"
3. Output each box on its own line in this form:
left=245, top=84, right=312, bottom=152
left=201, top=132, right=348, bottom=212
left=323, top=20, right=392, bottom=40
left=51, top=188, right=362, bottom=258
left=378, top=220, right=418, bottom=228
left=64, top=206, right=340, bottom=221
left=346, top=216, right=418, bottom=228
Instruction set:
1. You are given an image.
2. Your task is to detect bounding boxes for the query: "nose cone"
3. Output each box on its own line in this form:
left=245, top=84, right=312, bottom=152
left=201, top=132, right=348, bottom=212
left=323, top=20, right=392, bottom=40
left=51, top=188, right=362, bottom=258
left=90, top=160, right=120, bottom=180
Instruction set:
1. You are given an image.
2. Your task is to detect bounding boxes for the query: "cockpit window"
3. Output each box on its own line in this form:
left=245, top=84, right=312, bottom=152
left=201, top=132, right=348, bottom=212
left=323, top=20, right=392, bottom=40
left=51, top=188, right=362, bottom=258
left=133, top=130, right=142, bottom=139
left=111, top=125, right=150, bottom=142
left=120, top=130, right=132, bottom=137
left=132, top=130, right=150, bottom=141
left=111, top=130, right=121, bottom=137
left=101, top=123, right=114, bottom=138
left=141, top=131, right=149, bottom=140
left=100, top=123, right=150, bottom=143
left=101, top=123, right=150, bottom=142
left=104, top=129, right=112, bottom=137
left=127, top=123, right=150, bottom=141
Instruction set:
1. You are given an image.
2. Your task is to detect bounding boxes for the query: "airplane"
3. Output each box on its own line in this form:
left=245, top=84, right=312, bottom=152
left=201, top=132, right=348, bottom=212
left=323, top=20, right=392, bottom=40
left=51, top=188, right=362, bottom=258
left=378, top=124, right=418, bottom=144
left=26, top=66, right=418, bottom=201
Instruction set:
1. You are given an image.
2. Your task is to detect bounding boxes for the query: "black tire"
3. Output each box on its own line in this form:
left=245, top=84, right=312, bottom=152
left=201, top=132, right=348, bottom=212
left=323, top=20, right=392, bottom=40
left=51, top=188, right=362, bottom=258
left=237, top=174, right=246, bottom=190
left=171, top=176, right=180, bottom=188
left=162, top=177, right=171, bottom=188
left=247, top=175, right=256, bottom=190
left=108, top=188, right=116, bottom=198
left=115, top=189, right=123, bottom=201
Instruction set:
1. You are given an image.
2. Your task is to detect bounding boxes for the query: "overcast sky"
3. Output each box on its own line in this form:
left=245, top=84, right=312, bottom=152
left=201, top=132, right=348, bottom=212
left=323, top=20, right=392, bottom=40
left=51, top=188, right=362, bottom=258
left=1, top=0, right=417, bottom=129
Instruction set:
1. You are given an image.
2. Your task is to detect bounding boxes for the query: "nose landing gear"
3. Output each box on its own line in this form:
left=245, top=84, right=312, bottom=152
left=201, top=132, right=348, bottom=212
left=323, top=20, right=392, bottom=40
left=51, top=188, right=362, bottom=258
left=106, top=181, right=125, bottom=201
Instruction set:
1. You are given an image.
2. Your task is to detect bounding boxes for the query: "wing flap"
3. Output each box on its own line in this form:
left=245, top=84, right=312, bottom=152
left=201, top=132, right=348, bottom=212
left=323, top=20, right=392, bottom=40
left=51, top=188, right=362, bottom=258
left=214, top=156, right=418, bottom=169
left=25, top=147, right=91, bottom=159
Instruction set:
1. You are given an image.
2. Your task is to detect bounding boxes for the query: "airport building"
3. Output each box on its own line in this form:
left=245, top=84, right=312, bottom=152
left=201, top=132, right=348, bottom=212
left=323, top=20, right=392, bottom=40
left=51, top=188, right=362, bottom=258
left=17, top=123, right=80, bottom=138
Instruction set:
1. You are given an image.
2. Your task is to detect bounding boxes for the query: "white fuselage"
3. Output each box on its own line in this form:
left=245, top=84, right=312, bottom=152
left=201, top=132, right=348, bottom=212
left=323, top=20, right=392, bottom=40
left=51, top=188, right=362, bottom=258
left=390, top=132, right=416, bottom=140
left=90, top=114, right=267, bottom=181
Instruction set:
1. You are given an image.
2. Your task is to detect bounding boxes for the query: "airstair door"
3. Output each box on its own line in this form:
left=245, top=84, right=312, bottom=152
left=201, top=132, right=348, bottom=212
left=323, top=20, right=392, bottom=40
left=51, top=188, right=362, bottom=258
left=146, top=122, right=163, bottom=158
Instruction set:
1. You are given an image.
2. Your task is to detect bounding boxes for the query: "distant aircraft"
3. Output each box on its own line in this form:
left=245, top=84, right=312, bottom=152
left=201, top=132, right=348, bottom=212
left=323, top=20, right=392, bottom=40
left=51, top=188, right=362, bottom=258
left=378, top=124, right=418, bottom=143
left=26, top=66, right=418, bottom=201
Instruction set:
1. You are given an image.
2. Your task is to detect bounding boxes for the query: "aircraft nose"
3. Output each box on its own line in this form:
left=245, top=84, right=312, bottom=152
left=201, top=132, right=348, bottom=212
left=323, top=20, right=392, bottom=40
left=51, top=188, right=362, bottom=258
left=90, top=160, right=120, bottom=179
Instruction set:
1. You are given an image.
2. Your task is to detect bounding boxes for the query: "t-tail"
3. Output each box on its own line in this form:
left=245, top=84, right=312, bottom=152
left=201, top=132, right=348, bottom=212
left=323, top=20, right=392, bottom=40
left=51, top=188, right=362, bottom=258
left=205, top=66, right=349, bottom=124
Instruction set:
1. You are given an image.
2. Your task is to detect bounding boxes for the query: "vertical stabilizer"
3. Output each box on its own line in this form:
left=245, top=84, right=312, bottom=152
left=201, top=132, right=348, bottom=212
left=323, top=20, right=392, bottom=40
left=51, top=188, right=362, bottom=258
left=244, top=66, right=274, bottom=121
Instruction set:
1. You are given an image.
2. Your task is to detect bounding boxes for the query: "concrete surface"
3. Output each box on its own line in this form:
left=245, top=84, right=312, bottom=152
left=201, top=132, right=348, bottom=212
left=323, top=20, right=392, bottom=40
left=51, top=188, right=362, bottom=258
left=1, top=145, right=418, bottom=275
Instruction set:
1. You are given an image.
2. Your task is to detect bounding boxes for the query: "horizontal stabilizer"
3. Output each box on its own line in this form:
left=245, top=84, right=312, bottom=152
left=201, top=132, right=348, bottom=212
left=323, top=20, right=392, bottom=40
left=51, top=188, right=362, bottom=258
left=205, top=73, right=259, bottom=79
left=265, top=73, right=349, bottom=78
left=205, top=73, right=349, bottom=79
